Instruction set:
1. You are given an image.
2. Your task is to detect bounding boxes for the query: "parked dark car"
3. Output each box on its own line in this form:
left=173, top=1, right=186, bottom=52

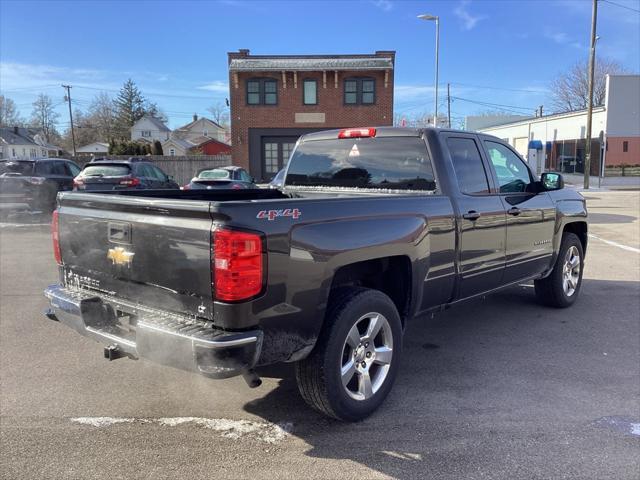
left=45, top=127, right=587, bottom=421
left=0, top=158, right=81, bottom=213
left=182, top=166, right=256, bottom=190
left=73, top=159, right=179, bottom=191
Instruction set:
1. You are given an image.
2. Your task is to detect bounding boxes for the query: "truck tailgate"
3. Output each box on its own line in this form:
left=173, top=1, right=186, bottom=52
left=57, top=192, right=215, bottom=321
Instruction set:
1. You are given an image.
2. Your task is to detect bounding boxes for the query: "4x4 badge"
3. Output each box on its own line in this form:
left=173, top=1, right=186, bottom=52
left=257, top=208, right=301, bottom=221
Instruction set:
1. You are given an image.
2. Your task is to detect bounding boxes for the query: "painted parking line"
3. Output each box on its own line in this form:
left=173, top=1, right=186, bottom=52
left=588, top=233, right=640, bottom=253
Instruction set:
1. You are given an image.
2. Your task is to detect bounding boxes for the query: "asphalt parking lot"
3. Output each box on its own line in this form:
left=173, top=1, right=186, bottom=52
left=1, top=191, right=638, bottom=480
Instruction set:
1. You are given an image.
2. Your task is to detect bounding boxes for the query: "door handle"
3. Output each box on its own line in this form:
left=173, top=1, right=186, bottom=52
left=463, top=211, right=481, bottom=221
left=508, top=207, right=522, bottom=216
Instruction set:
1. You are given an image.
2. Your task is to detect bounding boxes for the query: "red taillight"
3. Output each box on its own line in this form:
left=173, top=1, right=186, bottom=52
left=181, top=184, right=191, bottom=190
left=231, top=183, right=242, bottom=189
left=338, top=127, right=376, bottom=139
left=212, top=228, right=263, bottom=302
left=119, top=177, right=141, bottom=187
left=52, top=210, right=62, bottom=265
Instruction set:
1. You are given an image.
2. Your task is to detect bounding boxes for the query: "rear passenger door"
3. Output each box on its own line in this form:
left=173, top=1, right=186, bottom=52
left=481, top=140, right=556, bottom=283
left=444, top=134, right=507, bottom=299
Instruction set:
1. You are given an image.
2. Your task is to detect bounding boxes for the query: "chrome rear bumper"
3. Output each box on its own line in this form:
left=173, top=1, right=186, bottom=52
left=44, top=284, right=262, bottom=379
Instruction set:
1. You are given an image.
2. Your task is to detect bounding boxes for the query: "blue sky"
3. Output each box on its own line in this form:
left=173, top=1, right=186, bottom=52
left=1, top=0, right=639, bottom=129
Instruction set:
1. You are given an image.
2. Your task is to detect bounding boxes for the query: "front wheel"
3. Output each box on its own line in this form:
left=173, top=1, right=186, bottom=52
left=535, top=232, right=584, bottom=308
left=295, top=288, right=403, bottom=421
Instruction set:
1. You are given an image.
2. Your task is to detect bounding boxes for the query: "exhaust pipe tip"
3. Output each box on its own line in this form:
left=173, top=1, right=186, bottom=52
left=44, top=308, right=59, bottom=322
left=241, top=369, right=262, bottom=388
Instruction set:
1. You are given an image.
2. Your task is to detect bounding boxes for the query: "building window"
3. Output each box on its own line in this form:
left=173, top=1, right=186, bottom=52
left=303, top=79, right=317, bottom=105
left=141, top=130, right=151, bottom=137
left=344, top=77, right=375, bottom=105
left=247, top=78, right=277, bottom=105
left=30, top=148, right=36, bottom=157
left=41, top=149, right=47, bottom=157
left=11, top=148, right=16, bottom=157
left=264, top=142, right=279, bottom=174
left=203, top=130, right=208, bottom=137
left=169, top=148, right=175, bottom=156
left=623, top=141, right=629, bottom=153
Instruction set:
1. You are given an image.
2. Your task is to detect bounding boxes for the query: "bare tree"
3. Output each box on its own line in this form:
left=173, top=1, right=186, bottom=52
left=30, top=93, right=60, bottom=142
left=88, top=92, right=116, bottom=140
left=550, top=57, right=627, bottom=112
left=0, top=95, right=24, bottom=127
left=207, top=102, right=229, bottom=126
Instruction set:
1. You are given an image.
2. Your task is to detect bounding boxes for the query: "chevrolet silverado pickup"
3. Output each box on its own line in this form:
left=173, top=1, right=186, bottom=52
left=44, top=127, right=588, bottom=421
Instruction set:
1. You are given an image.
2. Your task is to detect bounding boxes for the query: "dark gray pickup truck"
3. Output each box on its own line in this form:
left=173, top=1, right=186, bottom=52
left=44, top=127, right=588, bottom=421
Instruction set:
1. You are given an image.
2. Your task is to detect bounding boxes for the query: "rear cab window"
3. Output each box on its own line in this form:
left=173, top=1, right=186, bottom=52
left=286, top=136, right=436, bottom=191
left=446, top=137, right=491, bottom=195
left=80, top=164, right=131, bottom=177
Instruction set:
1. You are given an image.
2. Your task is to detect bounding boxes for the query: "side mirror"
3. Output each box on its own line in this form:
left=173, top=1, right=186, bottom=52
left=541, top=172, right=564, bottom=191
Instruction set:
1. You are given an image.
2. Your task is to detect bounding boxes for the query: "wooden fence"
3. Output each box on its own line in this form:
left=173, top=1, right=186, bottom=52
left=73, top=155, right=233, bottom=185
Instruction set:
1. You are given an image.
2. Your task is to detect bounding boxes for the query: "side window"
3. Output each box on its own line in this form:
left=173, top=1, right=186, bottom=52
left=240, top=170, right=252, bottom=182
left=151, top=166, right=167, bottom=181
left=484, top=141, right=532, bottom=193
left=35, top=162, right=54, bottom=175
left=447, top=137, right=490, bottom=195
left=137, top=164, right=153, bottom=178
left=66, top=162, right=81, bottom=177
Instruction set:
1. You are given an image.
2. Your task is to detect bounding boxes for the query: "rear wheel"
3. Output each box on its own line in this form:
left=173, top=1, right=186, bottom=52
left=295, top=288, right=402, bottom=421
left=535, top=232, right=584, bottom=308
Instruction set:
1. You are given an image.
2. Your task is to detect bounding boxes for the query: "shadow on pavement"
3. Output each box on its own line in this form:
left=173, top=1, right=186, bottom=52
left=587, top=212, right=636, bottom=224
left=245, top=279, right=640, bottom=479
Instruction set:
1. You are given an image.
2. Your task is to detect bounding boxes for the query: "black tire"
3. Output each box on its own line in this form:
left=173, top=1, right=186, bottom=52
left=535, top=232, right=584, bottom=308
left=295, top=288, right=403, bottom=421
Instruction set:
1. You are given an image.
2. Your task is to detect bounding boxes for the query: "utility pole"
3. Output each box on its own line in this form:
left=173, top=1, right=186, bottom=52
left=62, top=85, right=77, bottom=157
left=447, top=83, right=451, bottom=128
left=539, top=105, right=543, bottom=117
left=584, top=0, right=598, bottom=190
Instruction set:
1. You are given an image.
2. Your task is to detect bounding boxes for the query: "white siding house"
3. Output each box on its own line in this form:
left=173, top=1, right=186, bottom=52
left=130, top=116, right=171, bottom=143
left=172, top=115, right=227, bottom=144
left=77, top=142, right=109, bottom=156
left=0, top=127, right=55, bottom=159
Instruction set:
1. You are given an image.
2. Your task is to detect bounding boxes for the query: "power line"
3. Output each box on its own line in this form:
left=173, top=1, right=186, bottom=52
left=601, top=0, right=640, bottom=13
left=449, top=82, right=547, bottom=94
left=451, top=96, right=536, bottom=114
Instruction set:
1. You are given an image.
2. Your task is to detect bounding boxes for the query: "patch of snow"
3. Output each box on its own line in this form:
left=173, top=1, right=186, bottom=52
left=630, top=423, right=640, bottom=436
left=71, top=417, right=137, bottom=427
left=70, top=416, right=292, bottom=444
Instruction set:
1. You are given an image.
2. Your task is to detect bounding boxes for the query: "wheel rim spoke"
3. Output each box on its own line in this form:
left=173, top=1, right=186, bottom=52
left=570, top=256, right=580, bottom=269
left=358, top=370, right=373, bottom=399
left=374, top=346, right=392, bottom=365
left=341, top=359, right=356, bottom=387
left=365, top=314, right=384, bottom=340
left=346, top=325, right=361, bottom=349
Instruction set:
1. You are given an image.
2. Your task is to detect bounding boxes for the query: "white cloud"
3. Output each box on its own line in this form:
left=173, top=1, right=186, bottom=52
left=453, top=1, right=487, bottom=31
left=372, top=0, right=393, bottom=12
left=196, top=81, right=229, bottom=93
left=544, top=31, right=582, bottom=49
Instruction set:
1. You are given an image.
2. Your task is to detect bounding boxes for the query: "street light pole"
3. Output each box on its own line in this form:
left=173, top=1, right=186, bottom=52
left=418, top=14, right=440, bottom=126
left=584, top=0, right=598, bottom=190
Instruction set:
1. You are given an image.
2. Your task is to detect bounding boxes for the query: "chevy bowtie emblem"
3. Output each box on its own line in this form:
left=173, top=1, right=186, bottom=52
left=107, top=247, right=134, bottom=266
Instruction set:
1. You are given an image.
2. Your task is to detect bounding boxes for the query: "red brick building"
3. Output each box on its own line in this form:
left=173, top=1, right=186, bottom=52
left=228, top=49, right=395, bottom=181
